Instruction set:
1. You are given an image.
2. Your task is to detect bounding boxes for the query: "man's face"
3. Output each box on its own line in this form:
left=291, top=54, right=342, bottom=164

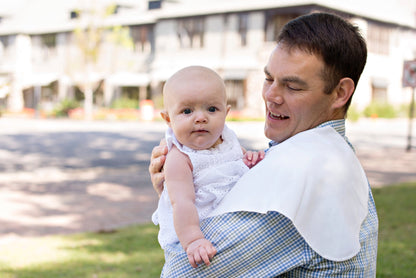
left=262, top=44, right=338, bottom=143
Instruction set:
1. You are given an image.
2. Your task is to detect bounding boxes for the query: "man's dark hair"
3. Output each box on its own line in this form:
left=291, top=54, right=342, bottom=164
left=277, top=12, right=367, bottom=111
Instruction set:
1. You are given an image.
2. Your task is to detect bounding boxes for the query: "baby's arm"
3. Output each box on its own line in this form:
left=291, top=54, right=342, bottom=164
left=164, top=146, right=217, bottom=268
left=242, top=147, right=265, bottom=168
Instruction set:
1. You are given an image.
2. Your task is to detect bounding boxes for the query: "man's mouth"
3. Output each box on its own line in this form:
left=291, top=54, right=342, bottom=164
left=268, top=112, right=289, bottom=120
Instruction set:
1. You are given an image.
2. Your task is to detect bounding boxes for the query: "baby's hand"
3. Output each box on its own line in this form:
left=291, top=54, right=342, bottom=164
left=243, top=150, right=265, bottom=168
left=186, top=238, right=217, bottom=268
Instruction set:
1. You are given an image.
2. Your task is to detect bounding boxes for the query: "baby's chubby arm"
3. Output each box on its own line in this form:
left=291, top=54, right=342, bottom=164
left=242, top=147, right=265, bottom=168
left=164, top=146, right=217, bottom=268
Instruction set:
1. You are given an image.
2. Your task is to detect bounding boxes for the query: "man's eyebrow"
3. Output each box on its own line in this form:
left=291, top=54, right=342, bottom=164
left=281, top=76, right=308, bottom=87
left=263, top=66, right=271, bottom=76
left=263, top=67, right=308, bottom=87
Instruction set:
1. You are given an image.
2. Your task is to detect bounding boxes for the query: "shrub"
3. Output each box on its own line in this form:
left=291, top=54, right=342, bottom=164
left=111, top=98, right=139, bottom=109
left=52, top=99, right=80, bottom=117
left=346, top=105, right=361, bottom=122
left=363, top=102, right=397, bottom=118
left=397, top=103, right=413, bottom=118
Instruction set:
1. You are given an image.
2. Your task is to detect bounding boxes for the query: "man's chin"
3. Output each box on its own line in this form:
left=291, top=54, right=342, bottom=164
left=264, top=127, right=279, bottom=142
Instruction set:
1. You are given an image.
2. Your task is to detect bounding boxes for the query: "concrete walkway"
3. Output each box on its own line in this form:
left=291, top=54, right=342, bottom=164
left=0, top=117, right=415, bottom=242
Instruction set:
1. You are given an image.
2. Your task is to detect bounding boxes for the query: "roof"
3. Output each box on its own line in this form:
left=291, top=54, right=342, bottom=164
left=0, top=0, right=414, bottom=35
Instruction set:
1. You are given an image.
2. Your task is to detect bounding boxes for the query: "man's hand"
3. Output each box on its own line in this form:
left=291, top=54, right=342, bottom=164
left=149, top=139, right=168, bottom=196
left=243, top=150, right=265, bottom=168
left=186, top=238, right=217, bottom=268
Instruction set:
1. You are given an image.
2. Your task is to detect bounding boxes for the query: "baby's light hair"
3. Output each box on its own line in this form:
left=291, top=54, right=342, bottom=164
left=163, top=66, right=227, bottom=109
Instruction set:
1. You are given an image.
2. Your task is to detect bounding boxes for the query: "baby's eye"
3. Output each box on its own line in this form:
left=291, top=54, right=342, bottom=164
left=208, top=106, right=218, bottom=112
left=183, top=108, right=192, bottom=114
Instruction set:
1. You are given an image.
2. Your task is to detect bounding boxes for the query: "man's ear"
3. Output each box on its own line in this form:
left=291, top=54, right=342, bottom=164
left=160, top=111, right=171, bottom=127
left=332, top=77, right=355, bottom=109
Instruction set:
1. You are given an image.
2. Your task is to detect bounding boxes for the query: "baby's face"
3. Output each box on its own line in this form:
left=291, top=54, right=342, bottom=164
left=162, top=69, right=229, bottom=150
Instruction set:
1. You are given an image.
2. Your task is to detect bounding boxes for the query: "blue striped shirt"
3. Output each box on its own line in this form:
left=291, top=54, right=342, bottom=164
left=160, top=119, right=379, bottom=277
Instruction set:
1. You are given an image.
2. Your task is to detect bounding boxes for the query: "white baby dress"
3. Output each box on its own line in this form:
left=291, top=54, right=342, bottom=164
left=152, top=125, right=249, bottom=249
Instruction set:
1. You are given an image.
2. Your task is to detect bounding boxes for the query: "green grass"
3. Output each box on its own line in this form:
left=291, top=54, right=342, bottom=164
left=0, top=224, right=164, bottom=278
left=0, top=183, right=415, bottom=277
left=373, top=182, right=416, bottom=277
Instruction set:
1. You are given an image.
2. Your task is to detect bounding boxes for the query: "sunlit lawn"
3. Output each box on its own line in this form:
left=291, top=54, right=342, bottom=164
left=0, top=182, right=415, bottom=277
left=0, top=224, right=164, bottom=278
left=373, top=182, right=416, bottom=277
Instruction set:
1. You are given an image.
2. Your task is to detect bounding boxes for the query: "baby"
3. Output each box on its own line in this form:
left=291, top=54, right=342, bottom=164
left=152, top=66, right=264, bottom=268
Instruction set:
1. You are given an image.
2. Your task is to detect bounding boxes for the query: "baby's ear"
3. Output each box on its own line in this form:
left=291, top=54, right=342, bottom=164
left=160, top=111, right=171, bottom=126
left=226, top=105, right=231, bottom=115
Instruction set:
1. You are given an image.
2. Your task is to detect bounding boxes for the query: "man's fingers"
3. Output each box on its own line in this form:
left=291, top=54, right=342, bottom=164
left=149, top=142, right=168, bottom=196
left=151, top=172, right=164, bottom=187
left=150, top=145, right=168, bottom=162
left=149, top=155, right=165, bottom=174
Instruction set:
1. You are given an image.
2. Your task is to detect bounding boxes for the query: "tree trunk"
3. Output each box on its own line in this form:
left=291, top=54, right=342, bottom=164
left=84, top=84, right=93, bottom=121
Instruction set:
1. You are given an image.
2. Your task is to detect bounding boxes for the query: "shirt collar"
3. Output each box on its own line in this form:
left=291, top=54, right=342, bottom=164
left=268, top=119, right=353, bottom=150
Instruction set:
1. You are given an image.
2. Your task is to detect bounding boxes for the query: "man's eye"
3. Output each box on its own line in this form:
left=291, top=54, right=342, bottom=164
left=183, top=108, right=192, bottom=114
left=208, top=106, right=217, bottom=112
left=265, top=77, right=273, bottom=82
left=287, top=85, right=302, bottom=91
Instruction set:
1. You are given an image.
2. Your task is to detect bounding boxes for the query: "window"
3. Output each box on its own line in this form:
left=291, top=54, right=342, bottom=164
left=238, top=13, right=249, bottom=46
left=0, top=36, right=9, bottom=56
left=265, top=14, right=298, bottom=42
left=113, top=5, right=121, bottom=14
left=42, top=34, right=57, bottom=59
left=130, top=25, right=154, bottom=53
left=0, top=36, right=9, bottom=46
left=177, top=17, right=204, bottom=48
left=367, top=22, right=390, bottom=55
left=32, top=33, right=57, bottom=60
left=41, top=34, right=56, bottom=48
left=225, top=80, right=245, bottom=110
left=70, top=10, right=79, bottom=19
left=372, top=86, right=387, bottom=102
left=371, top=78, right=388, bottom=102
left=148, top=0, right=162, bottom=10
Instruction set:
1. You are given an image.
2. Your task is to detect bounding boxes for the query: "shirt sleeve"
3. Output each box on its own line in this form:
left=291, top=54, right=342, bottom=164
left=160, top=211, right=308, bottom=277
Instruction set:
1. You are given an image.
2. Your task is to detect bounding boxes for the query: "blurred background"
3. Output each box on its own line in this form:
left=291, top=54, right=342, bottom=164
left=0, top=0, right=415, bottom=121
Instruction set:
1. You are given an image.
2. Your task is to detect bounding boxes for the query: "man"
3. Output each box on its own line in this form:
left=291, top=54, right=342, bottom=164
left=149, top=12, right=378, bottom=276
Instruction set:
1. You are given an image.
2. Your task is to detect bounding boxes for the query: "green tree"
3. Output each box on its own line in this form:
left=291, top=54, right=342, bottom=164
left=69, top=3, right=133, bottom=120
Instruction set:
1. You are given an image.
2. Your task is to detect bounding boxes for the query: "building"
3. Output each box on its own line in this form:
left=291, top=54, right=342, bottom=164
left=0, top=0, right=415, bottom=117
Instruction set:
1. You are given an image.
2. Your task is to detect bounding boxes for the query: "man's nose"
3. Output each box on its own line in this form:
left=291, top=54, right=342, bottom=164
left=264, top=83, right=284, bottom=105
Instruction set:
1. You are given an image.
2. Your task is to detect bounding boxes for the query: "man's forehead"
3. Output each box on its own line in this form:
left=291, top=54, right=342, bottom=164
left=266, top=46, right=323, bottom=71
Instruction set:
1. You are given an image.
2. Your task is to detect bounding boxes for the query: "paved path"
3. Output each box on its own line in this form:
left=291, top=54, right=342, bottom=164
left=0, top=117, right=415, bottom=242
